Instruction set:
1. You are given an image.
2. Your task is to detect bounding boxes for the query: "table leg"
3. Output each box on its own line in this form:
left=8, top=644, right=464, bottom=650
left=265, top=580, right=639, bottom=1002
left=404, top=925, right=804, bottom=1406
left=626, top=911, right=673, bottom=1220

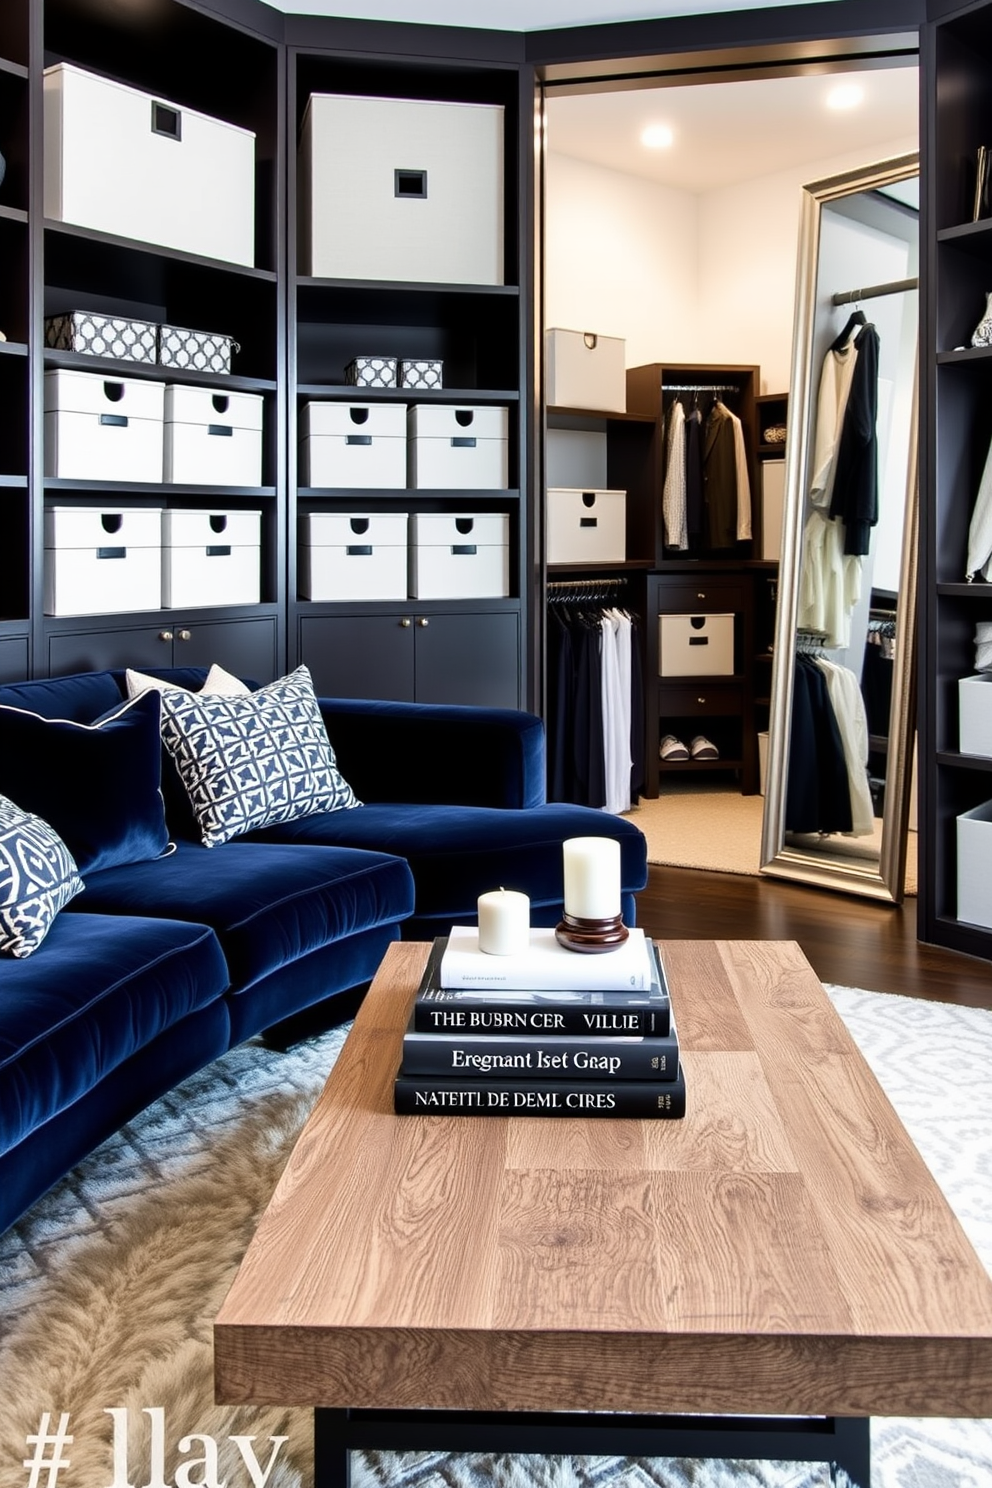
left=830, top=1416, right=871, bottom=1487
left=314, top=1407, right=351, bottom=1488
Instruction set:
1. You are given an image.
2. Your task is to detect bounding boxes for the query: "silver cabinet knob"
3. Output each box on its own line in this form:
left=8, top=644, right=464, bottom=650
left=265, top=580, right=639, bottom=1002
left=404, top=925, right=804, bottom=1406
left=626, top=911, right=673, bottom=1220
left=697, top=591, right=706, bottom=600
left=177, top=629, right=192, bottom=642
left=697, top=696, right=706, bottom=704
left=159, top=630, right=174, bottom=642
left=399, top=617, right=412, bottom=628
left=417, top=617, right=430, bottom=627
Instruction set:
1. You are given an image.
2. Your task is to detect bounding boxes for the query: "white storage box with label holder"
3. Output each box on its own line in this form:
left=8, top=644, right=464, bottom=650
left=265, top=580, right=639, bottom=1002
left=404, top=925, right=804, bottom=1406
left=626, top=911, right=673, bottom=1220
left=659, top=613, right=735, bottom=677
left=959, top=674, right=992, bottom=756
left=301, top=402, right=407, bottom=489
left=299, top=92, right=503, bottom=285
left=164, top=386, right=264, bottom=487
left=44, top=506, right=163, bottom=616
left=546, top=329, right=626, bottom=413
left=408, top=405, right=509, bottom=489
left=957, top=799, right=992, bottom=929
left=44, top=64, right=255, bottom=267
left=299, top=512, right=408, bottom=602
left=161, top=509, right=261, bottom=609
left=44, top=369, right=165, bottom=483
left=547, top=487, right=626, bottom=564
left=409, top=513, right=509, bottom=599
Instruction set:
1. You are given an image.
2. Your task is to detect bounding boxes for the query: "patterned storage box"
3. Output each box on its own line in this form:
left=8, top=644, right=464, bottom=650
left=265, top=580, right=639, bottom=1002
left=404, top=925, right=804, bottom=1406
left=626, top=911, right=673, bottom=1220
left=345, top=356, right=398, bottom=388
left=399, top=359, right=443, bottom=390
left=44, top=311, right=158, bottom=365
left=158, top=323, right=239, bottom=375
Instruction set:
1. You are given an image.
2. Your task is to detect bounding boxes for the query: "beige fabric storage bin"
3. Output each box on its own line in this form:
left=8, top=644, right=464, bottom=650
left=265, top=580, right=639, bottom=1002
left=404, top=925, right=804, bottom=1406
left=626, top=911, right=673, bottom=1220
left=43, top=63, right=255, bottom=267
left=409, top=513, right=509, bottom=599
left=547, top=487, right=626, bottom=564
left=299, top=512, right=408, bottom=601
left=408, top=405, right=509, bottom=489
left=44, top=506, right=163, bottom=615
left=300, top=402, right=407, bottom=489
left=44, top=369, right=165, bottom=483
left=161, top=509, right=261, bottom=609
left=545, top=329, right=626, bottom=413
left=659, top=614, right=735, bottom=677
left=164, top=386, right=264, bottom=487
left=299, top=93, right=503, bottom=285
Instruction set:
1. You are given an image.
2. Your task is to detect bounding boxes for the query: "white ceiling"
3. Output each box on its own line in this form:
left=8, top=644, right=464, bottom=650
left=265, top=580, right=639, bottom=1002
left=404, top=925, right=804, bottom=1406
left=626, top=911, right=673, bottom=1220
left=547, top=65, right=920, bottom=193
left=257, top=0, right=840, bottom=29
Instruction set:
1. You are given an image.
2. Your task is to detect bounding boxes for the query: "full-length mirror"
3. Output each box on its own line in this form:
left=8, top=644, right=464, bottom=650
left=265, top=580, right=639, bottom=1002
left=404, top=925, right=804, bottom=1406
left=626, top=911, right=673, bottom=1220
left=760, top=153, right=919, bottom=901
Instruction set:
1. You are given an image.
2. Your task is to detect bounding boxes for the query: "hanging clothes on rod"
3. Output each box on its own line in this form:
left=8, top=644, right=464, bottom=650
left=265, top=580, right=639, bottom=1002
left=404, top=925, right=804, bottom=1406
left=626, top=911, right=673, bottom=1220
left=546, top=579, right=643, bottom=815
left=660, top=384, right=750, bottom=553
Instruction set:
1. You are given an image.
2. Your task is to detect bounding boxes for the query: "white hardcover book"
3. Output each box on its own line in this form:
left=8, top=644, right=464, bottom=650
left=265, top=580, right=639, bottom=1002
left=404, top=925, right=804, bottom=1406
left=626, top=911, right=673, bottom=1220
left=440, top=925, right=654, bottom=992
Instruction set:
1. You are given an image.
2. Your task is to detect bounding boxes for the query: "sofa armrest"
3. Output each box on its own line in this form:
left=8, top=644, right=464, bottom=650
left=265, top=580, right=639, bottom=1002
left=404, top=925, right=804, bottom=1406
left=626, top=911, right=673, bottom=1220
left=318, top=697, right=547, bottom=809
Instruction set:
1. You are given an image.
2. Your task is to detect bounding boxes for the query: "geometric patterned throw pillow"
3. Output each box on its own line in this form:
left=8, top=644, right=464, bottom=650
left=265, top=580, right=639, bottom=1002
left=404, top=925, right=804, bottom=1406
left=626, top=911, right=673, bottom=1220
left=157, top=664, right=361, bottom=848
left=0, top=794, right=85, bottom=957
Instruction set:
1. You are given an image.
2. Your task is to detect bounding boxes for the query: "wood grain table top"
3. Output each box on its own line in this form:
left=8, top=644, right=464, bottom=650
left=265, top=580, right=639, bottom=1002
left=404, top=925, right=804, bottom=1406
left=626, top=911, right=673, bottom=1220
left=214, top=939, right=992, bottom=1418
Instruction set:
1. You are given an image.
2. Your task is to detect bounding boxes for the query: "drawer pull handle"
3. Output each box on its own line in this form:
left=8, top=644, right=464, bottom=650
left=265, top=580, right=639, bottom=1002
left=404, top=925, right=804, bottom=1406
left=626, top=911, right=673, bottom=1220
left=400, top=618, right=412, bottom=628
left=159, top=631, right=174, bottom=642
left=177, top=630, right=192, bottom=642
left=697, top=696, right=706, bottom=704
left=697, top=591, right=706, bottom=599
left=418, top=617, right=430, bottom=627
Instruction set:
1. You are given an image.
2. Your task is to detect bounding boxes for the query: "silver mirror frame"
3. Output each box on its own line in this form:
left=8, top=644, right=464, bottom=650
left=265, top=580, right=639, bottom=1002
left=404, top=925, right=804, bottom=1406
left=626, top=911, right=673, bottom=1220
left=760, top=152, right=919, bottom=903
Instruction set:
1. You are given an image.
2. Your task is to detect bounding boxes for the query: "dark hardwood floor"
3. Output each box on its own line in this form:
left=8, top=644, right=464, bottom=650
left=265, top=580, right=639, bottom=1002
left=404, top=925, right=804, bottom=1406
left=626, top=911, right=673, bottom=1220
left=636, top=865, right=992, bottom=1009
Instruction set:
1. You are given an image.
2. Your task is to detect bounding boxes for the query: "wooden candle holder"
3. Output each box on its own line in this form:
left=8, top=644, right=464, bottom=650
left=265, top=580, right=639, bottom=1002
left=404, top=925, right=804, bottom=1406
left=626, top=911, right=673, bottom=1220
left=555, top=911, right=629, bottom=954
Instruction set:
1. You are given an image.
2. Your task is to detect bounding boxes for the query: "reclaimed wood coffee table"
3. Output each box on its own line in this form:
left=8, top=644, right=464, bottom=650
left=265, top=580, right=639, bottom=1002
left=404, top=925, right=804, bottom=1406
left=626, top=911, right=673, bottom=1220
left=214, top=939, right=992, bottom=1488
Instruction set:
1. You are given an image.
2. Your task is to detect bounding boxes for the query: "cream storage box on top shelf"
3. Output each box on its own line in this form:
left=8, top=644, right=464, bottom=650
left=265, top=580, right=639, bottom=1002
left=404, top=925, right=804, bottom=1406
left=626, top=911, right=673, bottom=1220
left=408, top=405, right=509, bottom=489
left=545, top=329, right=626, bottom=413
left=298, top=93, right=503, bottom=285
left=299, top=512, right=409, bottom=602
left=300, top=403, right=407, bottom=489
left=547, top=487, right=626, bottom=564
left=161, top=509, right=261, bottom=609
left=44, top=506, right=163, bottom=616
left=43, top=64, right=255, bottom=267
left=44, top=370, right=165, bottom=483
left=164, top=386, right=264, bottom=487
left=409, top=513, right=509, bottom=599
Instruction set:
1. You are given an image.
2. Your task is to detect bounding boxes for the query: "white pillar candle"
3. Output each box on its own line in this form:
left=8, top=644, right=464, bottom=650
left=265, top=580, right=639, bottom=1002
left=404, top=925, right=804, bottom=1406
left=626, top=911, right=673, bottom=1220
left=562, top=837, right=621, bottom=919
left=477, top=888, right=531, bottom=956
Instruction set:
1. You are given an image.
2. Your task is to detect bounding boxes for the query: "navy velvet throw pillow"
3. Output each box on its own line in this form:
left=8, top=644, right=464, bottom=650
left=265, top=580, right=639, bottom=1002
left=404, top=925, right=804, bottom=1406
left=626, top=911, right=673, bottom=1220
left=0, top=690, right=171, bottom=874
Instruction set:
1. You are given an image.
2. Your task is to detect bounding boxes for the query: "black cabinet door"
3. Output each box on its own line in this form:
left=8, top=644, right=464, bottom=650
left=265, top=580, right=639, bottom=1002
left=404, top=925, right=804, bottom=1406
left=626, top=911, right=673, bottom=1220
left=48, top=626, right=173, bottom=676
left=175, top=617, right=279, bottom=684
left=300, top=615, right=416, bottom=701
left=415, top=612, right=520, bottom=708
left=0, top=636, right=29, bottom=683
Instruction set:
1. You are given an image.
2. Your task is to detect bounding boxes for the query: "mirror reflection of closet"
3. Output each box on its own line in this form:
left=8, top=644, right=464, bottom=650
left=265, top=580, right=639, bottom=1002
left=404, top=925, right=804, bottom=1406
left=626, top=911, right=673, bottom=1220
left=543, top=59, right=919, bottom=881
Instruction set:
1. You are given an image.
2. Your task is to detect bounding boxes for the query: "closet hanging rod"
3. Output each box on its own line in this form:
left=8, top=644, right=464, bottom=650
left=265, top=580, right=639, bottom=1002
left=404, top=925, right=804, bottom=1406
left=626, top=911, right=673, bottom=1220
left=831, top=276, right=919, bottom=307
left=664, top=383, right=740, bottom=393
left=547, top=575, right=629, bottom=593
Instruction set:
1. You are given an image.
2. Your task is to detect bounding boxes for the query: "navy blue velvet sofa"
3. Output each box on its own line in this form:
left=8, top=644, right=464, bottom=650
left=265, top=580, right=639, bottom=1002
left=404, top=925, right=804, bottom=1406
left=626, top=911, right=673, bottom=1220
left=0, top=666, right=648, bottom=1234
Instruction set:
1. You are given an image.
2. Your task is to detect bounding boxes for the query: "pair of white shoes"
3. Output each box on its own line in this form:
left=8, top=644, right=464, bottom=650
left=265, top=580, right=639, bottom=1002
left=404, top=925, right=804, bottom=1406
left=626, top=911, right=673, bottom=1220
left=659, top=733, right=719, bottom=762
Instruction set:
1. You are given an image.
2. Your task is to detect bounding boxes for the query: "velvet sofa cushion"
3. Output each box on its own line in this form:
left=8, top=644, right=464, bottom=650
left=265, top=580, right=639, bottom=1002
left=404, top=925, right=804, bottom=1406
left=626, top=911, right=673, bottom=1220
left=0, top=912, right=229, bottom=1155
left=247, top=802, right=648, bottom=922
left=158, top=666, right=361, bottom=848
left=0, top=689, right=171, bottom=875
left=0, top=670, right=123, bottom=724
left=0, top=794, right=84, bottom=957
left=68, top=839, right=415, bottom=995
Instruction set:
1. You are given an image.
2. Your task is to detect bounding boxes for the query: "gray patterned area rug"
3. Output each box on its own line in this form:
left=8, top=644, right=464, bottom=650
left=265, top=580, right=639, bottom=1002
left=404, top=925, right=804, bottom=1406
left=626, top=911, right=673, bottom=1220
left=0, top=985, right=990, bottom=1488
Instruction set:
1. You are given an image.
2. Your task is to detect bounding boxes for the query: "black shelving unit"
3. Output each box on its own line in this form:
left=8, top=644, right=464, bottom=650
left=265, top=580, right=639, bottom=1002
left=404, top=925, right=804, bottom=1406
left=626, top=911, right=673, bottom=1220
left=923, top=0, right=992, bottom=959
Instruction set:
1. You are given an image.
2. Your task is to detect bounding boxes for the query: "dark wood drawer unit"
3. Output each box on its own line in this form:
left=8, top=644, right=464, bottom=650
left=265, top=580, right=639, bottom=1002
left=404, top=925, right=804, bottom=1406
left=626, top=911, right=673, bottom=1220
left=660, top=683, right=744, bottom=717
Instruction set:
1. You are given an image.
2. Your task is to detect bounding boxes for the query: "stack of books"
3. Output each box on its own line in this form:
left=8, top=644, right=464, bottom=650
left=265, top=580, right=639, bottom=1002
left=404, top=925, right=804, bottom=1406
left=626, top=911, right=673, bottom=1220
left=393, top=926, right=686, bottom=1118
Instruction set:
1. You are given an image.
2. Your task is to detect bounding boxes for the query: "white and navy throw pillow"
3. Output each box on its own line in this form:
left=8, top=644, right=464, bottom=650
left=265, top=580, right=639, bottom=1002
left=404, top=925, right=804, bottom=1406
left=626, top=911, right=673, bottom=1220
left=0, top=794, right=84, bottom=957
left=157, top=665, right=360, bottom=848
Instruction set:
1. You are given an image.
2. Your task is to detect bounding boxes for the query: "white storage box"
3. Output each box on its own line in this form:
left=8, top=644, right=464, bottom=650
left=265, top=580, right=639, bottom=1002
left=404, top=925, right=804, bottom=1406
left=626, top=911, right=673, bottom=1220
left=164, top=385, right=264, bottom=487
left=44, top=311, right=158, bottom=365
left=957, top=799, right=992, bottom=929
left=409, top=513, right=509, bottom=599
left=546, top=329, right=626, bottom=413
left=299, top=512, right=408, bottom=601
left=44, top=505, right=162, bottom=615
left=408, top=405, right=509, bottom=489
left=761, top=458, right=786, bottom=561
left=959, top=674, right=992, bottom=756
left=299, top=92, right=503, bottom=285
left=44, top=369, right=165, bottom=483
left=547, top=487, right=626, bottom=564
left=300, top=402, right=407, bottom=489
left=659, top=613, right=735, bottom=677
left=44, top=63, right=255, bottom=267
left=161, top=508, right=261, bottom=609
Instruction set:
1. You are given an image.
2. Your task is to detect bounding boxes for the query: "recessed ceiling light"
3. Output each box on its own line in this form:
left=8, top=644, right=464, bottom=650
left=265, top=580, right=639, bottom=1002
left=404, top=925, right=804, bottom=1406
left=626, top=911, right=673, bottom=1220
left=641, top=124, right=674, bottom=149
left=827, top=83, right=865, bottom=112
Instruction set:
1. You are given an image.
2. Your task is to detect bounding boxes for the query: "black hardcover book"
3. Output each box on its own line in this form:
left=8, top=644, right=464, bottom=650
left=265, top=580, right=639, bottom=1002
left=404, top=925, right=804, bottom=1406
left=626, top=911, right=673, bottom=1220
left=412, top=938, right=672, bottom=1037
left=400, top=1018, right=679, bottom=1081
left=394, top=1069, right=687, bottom=1118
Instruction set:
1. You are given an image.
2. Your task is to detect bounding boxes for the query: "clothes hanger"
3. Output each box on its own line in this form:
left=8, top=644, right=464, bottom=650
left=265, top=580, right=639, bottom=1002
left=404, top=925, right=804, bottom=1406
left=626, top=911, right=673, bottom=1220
left=829, top=308, right=866, bottom=353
